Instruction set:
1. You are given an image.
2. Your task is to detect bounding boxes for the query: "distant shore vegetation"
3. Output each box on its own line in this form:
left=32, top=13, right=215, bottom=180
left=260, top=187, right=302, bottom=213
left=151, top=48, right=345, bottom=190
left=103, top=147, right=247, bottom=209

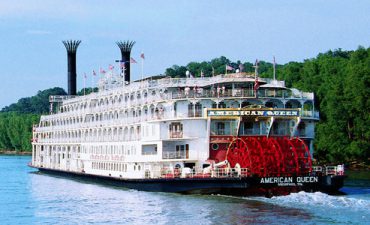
left=0, top=47, right=368, bottom=166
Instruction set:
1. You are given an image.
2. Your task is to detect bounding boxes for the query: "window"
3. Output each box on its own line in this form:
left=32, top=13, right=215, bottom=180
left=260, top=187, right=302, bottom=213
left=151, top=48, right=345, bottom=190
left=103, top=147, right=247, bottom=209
left=169, top=122, right=183, bottom=138
left=217, top=122, right=225, bottom=135
left=195, top=103, right=202, bottom=117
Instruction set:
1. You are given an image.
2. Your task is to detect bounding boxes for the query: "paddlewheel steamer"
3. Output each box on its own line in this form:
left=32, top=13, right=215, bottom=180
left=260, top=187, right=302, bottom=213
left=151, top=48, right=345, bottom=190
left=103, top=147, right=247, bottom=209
left=30, top=40, right=346, bottom=196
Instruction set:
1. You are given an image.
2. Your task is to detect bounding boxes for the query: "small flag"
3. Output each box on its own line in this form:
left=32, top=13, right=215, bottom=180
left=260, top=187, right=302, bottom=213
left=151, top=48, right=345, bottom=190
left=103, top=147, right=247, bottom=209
left=109, top=64, right=114, bottom=70
left=226, top=65, right=233, bottom=71
left=140, top=53, right=145, bottom=59
left=130, top=57, right=137, bottom=63
left=254, top=77, right=259, bottom=91
left=93, top=70, right=96, bottom=76
left=84, top=73, right=87, bottom=79
left=100, top=67, right=106, bottom=74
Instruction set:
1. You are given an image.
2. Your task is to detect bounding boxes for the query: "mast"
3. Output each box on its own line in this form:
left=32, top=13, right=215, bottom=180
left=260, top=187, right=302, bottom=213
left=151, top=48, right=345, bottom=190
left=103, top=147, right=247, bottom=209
left=273, top=56, right=276, bottom=80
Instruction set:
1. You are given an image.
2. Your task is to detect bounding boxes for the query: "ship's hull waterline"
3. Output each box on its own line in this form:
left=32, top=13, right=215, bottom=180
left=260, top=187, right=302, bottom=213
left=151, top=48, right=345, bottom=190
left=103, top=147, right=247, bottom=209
left=30, top=165, right=346, bottom=197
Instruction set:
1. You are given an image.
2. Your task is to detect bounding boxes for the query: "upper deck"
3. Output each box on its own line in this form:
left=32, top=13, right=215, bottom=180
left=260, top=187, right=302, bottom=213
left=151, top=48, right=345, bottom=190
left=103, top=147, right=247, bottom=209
left=47, top=73, right=315, bottom=115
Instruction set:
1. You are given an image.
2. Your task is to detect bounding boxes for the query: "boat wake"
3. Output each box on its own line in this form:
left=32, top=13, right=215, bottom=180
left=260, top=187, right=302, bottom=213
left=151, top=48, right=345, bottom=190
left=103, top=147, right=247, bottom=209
left=248, top=191, right=370, bottom=223
left=260, top=191, right=370, bottom=211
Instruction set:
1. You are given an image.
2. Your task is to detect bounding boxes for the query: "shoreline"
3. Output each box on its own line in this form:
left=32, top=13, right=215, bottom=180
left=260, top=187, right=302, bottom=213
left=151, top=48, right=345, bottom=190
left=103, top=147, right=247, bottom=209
left=0, top=150, right=31, bottom=155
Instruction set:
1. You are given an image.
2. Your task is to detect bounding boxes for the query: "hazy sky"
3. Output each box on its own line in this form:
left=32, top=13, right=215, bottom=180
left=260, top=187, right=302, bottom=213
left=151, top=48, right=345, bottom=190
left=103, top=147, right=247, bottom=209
left=0, top=0, right=369, bottom=108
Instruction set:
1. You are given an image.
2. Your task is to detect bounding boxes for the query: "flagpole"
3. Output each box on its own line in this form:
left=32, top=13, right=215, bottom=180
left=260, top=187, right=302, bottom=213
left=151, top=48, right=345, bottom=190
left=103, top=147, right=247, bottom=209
left=141, top=52, right=144, bottom=81
left=83, top=73, right=86, bottom=96
left=253, top=59, right=259, bottom=98
left=91, top=72, right=94, bottom=93
left=273, top=56, right=276, bottom=80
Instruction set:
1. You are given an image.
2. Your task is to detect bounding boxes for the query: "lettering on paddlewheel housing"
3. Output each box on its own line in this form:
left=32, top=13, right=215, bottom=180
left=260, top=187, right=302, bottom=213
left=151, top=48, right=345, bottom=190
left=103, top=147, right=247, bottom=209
left=207, top=109, right=300, bottom=117
left=260, top=176, right=319, bottom=186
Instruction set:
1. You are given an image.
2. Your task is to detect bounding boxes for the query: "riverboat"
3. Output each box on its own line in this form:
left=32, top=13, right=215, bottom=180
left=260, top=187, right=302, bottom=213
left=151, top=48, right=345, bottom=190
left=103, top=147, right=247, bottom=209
left=30, top=40, right=346, bottom=197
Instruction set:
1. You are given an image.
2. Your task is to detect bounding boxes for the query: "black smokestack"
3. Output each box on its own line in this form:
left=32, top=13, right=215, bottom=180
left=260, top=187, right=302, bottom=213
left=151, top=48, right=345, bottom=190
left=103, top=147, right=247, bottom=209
left=62, top=40, right=81, bottom=95
left=116, top=40, right=135, bottom=83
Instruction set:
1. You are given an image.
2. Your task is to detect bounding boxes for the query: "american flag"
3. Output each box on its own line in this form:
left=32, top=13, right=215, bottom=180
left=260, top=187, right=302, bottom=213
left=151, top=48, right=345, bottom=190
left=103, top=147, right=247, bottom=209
left=109, top=64, right=114, bottom=70
left=140, top=53, right=145, bottom=59
left=130, top=57, right=137, bottom=63
left=100, top=67, right=106, bottom=74
left=93, top=70, right=96, bottom=76
left=226, top=65, right=233, bottom=71
left=84, top=73, right=87, bottom=79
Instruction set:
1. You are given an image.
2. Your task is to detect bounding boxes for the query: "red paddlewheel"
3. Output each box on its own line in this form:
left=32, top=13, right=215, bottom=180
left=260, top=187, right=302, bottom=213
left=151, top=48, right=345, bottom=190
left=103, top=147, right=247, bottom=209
left=245, top=137, right=265, bottom=176
left=226, top=138, right=252, bottom=170
left=274, top=137, right=299, bottom=176
left=290, top=137, right=312, bottom=174
left=260, top=137, right=284, bottom=176
left=226, top=137, right=266, bottom=176
left=223, top=136, right=312, bottom=177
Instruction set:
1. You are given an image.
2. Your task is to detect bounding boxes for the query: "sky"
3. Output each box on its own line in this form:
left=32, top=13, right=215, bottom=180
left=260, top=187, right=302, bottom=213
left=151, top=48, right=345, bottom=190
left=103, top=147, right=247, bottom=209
left=0, top=0, right=369, bottom=109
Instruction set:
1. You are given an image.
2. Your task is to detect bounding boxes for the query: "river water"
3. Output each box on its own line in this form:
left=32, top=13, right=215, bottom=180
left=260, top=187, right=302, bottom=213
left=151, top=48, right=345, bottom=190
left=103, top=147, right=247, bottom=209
left=0, top=155, right=369, bottom=224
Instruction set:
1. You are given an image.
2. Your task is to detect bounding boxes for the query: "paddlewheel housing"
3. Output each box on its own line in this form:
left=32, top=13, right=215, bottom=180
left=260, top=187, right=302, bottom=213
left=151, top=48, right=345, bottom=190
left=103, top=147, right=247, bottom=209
left=211, top=136, right=312, bottom=177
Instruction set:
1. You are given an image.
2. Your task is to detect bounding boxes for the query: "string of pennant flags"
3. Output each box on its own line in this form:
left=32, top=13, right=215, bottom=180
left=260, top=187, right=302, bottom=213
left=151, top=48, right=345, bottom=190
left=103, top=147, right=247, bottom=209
left=84, top=53, right=145, bottom=78
left=84, top=55, right=275, bottom=79
left=80, top=53, right=145, bottom=94
left=82, top=55, right=277, bottom=97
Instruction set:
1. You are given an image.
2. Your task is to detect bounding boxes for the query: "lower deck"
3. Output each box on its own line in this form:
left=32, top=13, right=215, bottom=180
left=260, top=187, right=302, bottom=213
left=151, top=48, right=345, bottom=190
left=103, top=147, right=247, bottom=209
left=30, top=164, right=346, bottom=197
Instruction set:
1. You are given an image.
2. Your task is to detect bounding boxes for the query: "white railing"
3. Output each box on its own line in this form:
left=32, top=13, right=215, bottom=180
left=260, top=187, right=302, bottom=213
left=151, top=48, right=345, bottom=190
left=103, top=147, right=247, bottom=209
left=162, top=151, right=188, bottom=159
left=156, top=167, right=249, bottom=179
left=312, top=165, right=345, bottom=176
left=302, top=110, right=320, bottom=119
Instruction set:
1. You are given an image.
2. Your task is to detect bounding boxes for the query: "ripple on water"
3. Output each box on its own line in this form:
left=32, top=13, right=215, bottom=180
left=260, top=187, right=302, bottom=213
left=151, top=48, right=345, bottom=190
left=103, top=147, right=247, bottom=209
left=0, top=156, right=369, bottom=225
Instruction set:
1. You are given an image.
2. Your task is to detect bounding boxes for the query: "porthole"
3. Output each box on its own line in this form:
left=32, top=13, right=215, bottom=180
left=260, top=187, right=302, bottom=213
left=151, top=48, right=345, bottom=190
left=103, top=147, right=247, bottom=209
left=211, top=143, right=219, bottom=150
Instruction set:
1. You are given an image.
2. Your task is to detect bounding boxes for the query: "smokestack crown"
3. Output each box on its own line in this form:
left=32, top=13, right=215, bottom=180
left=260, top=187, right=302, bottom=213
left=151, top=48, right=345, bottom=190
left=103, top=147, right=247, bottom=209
left=63, top=40, right=81, bottom=53
left=116, top=41, right=135, bottom=54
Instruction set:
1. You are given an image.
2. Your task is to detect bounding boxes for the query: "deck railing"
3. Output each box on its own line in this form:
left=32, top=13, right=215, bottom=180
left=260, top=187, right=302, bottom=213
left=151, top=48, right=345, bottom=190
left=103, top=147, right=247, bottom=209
left=157, top=167, right=249, bottom=179
left=162, top=151, right=188, bottom=159
left=312, top=165, right=345, bottom=176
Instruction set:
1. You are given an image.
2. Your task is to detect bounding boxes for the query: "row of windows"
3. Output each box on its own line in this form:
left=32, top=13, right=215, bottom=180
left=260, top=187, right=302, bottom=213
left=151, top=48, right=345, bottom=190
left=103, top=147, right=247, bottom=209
left=82, top=145, right=138, bottom=156
left=60, top=90, right=160, bottom=114
left=41, top=105, right=164, bottom=127
left=91, top=162, right=142, bottom=172
left=35, top=125, right=142, bottom=141
left=210, top=119, right=307, bottom=136
left=42, top=98, right=314, bottom=128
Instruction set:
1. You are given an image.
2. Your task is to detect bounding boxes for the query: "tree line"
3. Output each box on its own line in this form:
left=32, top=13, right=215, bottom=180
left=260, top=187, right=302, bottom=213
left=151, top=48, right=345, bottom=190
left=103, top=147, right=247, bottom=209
left=0, top=47, right=368, bottom=165
left=164, top=47, right=369, bottom=163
